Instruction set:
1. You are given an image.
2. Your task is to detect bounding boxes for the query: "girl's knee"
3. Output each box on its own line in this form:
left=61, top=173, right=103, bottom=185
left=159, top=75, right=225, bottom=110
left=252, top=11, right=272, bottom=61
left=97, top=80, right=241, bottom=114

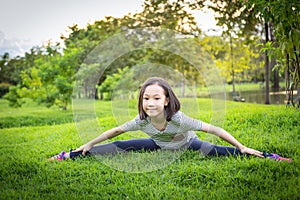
left=111, top=140, right=124, bottom=148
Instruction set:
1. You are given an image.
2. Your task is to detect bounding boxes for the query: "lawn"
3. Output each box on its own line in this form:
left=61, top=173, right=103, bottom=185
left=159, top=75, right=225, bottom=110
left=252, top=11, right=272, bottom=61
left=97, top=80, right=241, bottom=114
left=0, top=98, right=299, bottom=199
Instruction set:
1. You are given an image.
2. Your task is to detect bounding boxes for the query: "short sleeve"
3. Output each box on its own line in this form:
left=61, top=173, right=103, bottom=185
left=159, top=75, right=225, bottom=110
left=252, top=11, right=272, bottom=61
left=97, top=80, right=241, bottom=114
left=118, top=115, right=140, bottom=132
left=179, top=112, right=203, bottom=131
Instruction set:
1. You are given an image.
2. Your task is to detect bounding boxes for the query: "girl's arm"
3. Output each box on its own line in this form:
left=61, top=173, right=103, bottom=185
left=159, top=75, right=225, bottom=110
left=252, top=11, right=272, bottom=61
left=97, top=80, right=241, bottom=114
left=201, top=122, right=263, bottom=158
left=74, top=127, right=124, bottom=155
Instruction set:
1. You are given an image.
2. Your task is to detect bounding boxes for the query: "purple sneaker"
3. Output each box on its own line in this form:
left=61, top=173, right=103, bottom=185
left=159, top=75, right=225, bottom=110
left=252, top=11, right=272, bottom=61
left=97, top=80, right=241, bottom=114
left=263, top=152, right=292, bottom=163
left=48, top=151, right=67, bottom=161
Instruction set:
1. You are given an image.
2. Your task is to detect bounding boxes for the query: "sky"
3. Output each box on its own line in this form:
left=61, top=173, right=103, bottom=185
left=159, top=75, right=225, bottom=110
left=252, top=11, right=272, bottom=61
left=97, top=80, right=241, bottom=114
left=0, top=0, right=219, bottom=57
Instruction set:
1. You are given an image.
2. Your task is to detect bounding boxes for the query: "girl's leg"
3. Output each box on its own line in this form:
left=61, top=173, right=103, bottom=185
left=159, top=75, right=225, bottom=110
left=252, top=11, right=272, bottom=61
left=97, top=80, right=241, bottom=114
left=188, top=138, right=242, bottom=156
left=70, top=138, right=160, bottom=159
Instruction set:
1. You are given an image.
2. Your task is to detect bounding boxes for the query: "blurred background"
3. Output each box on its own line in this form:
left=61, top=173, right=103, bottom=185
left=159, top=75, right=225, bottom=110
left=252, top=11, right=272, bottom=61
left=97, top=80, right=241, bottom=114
left=1, top=0, right=299, bottom=109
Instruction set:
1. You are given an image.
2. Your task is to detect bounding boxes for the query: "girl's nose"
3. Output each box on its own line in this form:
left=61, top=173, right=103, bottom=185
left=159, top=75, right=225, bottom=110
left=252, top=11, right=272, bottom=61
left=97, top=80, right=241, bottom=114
left=147, top=100, right=155, bottom=106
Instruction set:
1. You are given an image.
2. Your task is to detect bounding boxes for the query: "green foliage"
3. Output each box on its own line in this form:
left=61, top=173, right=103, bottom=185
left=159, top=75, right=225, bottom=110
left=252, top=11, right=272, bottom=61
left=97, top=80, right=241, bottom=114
left=129, top=0, right=201, bottom=35
left=4, top=46, right=79, bottom=110
left=208, top=0, right=259, bottom=38
left=208, top=0, right=300, bottom=106
left=215, top=38, right=261, bottom=83
left=0, top=98, right=299, bottom=199
left=0, top=82, right=11, bottom=98
left=245, top=0, right=300, bottom=106
left=3, top=0, right=205, bottom=110
left=3, top=85, right=25, bottom=108
left=98, top=67, right=130, bottom=100
left=2, top=0, right=297, bottom=110
left=252, top=0, right=300, bottom=61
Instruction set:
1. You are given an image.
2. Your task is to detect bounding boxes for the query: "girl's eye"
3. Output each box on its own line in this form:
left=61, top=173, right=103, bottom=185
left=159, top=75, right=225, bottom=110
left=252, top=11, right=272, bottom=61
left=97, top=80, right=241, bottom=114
left=155, top=98, right=160, bottom=100
left=143, top=97, right=149, bottom=100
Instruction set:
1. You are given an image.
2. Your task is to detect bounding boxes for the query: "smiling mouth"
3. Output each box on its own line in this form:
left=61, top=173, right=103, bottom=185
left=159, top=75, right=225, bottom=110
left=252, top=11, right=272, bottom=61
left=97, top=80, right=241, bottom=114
left=146, top=108, right=157, bottom=111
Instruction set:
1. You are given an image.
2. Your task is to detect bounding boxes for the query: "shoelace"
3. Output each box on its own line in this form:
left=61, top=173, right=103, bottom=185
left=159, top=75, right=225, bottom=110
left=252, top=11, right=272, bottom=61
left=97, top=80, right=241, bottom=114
left=55, top=151, right=66, bottom=161
left=263, top=152, right=292, bottom=162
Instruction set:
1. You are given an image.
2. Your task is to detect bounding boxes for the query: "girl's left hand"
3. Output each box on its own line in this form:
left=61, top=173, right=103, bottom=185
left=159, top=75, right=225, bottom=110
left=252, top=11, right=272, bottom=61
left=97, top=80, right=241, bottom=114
left=73, top=143, right=93, bottom=155
left=240, top=146, right=264, bottom=158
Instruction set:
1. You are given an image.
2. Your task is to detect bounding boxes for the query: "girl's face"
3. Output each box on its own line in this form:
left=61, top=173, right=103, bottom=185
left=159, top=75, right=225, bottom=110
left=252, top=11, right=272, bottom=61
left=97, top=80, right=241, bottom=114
left=142, top=84, right=169, bottom=120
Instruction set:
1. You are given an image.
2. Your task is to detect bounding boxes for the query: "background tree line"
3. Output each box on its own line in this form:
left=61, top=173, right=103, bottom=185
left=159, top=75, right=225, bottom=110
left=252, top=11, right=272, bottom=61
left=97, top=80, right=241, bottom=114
left=0, top=0, right=299, bottom=110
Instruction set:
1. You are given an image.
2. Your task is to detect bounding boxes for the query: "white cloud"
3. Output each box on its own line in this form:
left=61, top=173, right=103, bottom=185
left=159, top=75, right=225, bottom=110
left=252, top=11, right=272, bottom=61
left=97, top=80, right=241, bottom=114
left=0, top=31, right=34, bottom=57
left=0, top=0, right=220, bottom=57
left=0, top=0, right=144, bottom=56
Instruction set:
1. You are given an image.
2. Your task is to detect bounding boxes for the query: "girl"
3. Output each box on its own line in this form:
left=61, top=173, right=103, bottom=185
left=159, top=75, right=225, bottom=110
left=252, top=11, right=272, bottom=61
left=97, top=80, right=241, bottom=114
left=49, top=77, right=291, bottom=162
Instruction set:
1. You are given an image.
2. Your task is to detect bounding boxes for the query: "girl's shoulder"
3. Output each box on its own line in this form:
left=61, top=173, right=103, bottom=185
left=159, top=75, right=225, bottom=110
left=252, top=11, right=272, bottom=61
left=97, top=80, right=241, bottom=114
left=170, top=111, right=183, bottom=124
left=121, top=115, right=150, bottom=131
left=133, top=114, right=150, bottom=127
left=171, top=111, right=199, bottom=124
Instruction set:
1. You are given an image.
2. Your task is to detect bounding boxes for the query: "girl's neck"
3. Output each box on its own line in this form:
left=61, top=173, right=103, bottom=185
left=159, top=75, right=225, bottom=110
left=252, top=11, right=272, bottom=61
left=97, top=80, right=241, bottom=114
left=150, top=117, right=168, bottom=131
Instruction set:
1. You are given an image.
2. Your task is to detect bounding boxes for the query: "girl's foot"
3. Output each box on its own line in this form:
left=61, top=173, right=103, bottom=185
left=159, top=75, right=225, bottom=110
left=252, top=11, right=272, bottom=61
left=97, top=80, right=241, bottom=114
left=48, top=151, right=68, bottom=161
left=263, top=152, right=292, bottom=162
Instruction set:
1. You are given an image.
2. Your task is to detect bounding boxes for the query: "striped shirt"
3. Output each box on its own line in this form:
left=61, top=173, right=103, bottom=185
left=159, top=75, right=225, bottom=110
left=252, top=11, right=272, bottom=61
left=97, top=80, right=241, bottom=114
left=119, top=111, right=203, bottom=149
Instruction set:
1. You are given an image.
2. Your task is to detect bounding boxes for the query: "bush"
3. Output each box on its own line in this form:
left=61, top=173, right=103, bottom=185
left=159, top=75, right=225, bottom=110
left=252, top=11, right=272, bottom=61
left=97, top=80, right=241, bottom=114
left=0, top=82, right=11, bottom=98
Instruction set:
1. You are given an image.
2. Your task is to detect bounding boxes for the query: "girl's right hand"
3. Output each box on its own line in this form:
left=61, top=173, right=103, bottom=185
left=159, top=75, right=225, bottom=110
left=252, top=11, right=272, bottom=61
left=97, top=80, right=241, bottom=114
left=240, top=146, right=264, bottom=158
left=74, top=143, right=93, bottom=155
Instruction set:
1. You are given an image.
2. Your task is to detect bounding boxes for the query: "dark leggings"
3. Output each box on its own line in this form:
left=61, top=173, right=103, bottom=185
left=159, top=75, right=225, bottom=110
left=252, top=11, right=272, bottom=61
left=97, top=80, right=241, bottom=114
left=70, top=138, right=242, bottom=159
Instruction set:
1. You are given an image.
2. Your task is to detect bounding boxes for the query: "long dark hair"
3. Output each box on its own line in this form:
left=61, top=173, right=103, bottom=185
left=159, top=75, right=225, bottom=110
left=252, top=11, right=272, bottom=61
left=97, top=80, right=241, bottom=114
left=138, top=77, right=180, bottom=121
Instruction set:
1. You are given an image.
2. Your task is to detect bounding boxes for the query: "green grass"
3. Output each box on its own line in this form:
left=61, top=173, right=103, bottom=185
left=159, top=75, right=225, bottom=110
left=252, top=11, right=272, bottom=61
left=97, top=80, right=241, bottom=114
left=172, top=82, right=283, bottom=98
left=0, top=99, right=75, bottom=129
left=0, top=98, right=299, bottom=199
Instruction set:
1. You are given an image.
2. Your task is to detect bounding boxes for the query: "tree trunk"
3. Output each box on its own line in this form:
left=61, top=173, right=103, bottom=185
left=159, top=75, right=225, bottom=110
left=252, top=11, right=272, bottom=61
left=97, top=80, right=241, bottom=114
left=265, top=22, right=270, bottom=104
left=271, top=57, right=280, bottom=104
left=297, top=85, right=300, bottom=108
left=84, top=83, right=88, bottom=98
left=230, top=35, right=236, bottom=93
left=95, top=87, right=99, bottom=100
left=272, top=61, right=280, bottom=91
left=232, top=69, right=236, bottom=92
left=293, top=44, right=300, bottom=107
left=270, top=23, right=280, bottom=92
left=285, top=53, right=291, bottom=106
left=181, top=78, right=185, bottom=98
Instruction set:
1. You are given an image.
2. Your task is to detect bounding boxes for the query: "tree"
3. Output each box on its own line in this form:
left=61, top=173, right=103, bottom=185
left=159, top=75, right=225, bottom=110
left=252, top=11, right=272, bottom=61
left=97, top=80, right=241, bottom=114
left=26, top=47, right=78, bottom=110
left=4, top=0, right=217, bottom=109
left=215, top=38, right=259, bottom=92
left=246, top=0, right=300, bottom=107
left=68, top=0, right=204, bottom=99
left=2, top=45, right=56, bottom=102
left=4, top=43, right=77, bottom=110
left=207, top=0, right=300, bottom=106
left=98, top=67, right=130, bottom=100
left=205, top=0, right=273, bottom=103
left=0, top=46, right=45, bottom=86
